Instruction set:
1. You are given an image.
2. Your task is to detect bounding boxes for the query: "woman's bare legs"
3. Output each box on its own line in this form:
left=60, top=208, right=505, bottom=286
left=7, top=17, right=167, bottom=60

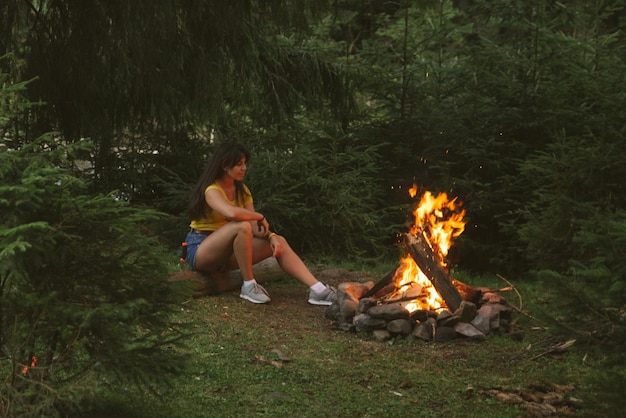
left=194, top=222, right=321, bottom=287
left=265, top=236, right=318, bottom=287
left=194, top=221, right=258, bottom=280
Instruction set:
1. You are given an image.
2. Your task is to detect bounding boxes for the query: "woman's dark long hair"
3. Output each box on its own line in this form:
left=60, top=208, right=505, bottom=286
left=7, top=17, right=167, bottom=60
left=188, top=142, right=251, bottom=220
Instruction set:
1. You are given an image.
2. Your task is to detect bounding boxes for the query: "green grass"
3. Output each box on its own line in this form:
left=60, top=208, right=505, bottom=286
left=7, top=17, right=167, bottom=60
left=79, top=269, right=622, bottom=418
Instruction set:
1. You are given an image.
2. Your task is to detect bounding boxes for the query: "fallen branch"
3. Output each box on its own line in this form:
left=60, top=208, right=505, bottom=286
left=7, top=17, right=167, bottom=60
left=529, top=339, right=576, bottom=360
left=496, top=274, right=523, bottom=311
left=507, top=303, right=540, bottom=322
left=495, top=274, right=540, bottom=322
left=254, top=354, right=284, bottom=368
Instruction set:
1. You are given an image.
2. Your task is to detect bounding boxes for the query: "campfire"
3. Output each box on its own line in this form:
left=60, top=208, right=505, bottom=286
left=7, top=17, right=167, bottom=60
left=326, top=185, right=515, bottom=342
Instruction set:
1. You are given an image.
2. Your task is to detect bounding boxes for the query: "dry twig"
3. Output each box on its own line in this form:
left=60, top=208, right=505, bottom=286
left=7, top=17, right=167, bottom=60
left=495, top=274, right=541, bottom=322
left=496, top=274, right=523, bottom=310
left=529, top=339, right=577, bottom=360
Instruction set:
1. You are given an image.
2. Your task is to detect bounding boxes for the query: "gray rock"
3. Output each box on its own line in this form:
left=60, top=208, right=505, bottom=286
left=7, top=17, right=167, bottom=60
left=353, top=313, right=387, bottom=333
left=387, top=319, right=413, bottom=336
left=356, top=298, right=378, bottom=315
left=470, top=312, right=491, bottom=334
left=372, top=329, right=392, bottom=342
left=437, top=310, right=453, bottom=322
left=337, top=322, right=355, bottom=332
left=325, top=302, right=341, bottom=321
left=453, top=300, right=477, bottom=323
left=434, top=326, right=457, bottom=342
left=367, top=304, right=410, bottom=321
left=410, top=310, right=433, bottom=323
left=412, top=317, right=436, bottom=341
left=439, top=314, right=461, bottom=328
left=454, top=322, right=486, bottom=341
left=337, top=288, right=358, bottom=322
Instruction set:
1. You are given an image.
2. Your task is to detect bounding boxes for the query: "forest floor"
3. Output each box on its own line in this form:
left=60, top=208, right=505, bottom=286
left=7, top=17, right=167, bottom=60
left=83, top=266, right=621, bottom=418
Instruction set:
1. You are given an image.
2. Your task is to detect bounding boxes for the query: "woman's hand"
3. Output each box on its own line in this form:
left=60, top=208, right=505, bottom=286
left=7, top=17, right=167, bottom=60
left=269, top=235, right=283, bottom=258
left=253, top=216, right=269, bottom=238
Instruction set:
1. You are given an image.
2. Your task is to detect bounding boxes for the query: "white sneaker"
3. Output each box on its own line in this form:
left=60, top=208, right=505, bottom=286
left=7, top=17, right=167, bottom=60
left=308, top=286, right=337, bottom=306
left=240, top=283, right=271, bottom=304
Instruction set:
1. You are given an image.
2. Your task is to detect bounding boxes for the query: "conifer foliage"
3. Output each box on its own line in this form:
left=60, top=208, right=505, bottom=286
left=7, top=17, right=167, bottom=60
left=0, top=76, right=187, bottom=417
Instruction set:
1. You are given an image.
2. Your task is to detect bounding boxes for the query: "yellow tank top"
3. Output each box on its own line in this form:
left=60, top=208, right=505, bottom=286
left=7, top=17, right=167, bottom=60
left=190, top=183, right=253, bottom=231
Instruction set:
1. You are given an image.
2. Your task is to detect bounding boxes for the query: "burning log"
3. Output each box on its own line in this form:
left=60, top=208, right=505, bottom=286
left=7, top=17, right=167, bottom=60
left=361, top=269, right=397, bottom=299
left=402, top=232, right=463, bottom=312
left=452, top=279, right=483, bottom=305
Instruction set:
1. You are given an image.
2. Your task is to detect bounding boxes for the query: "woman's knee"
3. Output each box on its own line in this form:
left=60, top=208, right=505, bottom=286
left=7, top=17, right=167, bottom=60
left=277, top=235, right=290, bottom=247
left=235, top=220, right=253, bottom=236
left=276, top=235, right=296, bottom=254
left=222, top=220, right=252, bottom=237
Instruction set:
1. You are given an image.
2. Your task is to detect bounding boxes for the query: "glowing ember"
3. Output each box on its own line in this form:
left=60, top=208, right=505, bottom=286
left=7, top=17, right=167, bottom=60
left=391, top=185, right=466, bottom=312
left=21, top=355, right=38, bottom=375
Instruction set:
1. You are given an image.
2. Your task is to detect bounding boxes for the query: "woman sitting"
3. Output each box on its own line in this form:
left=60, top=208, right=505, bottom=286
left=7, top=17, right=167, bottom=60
left=184, top=142, right=336, bottom=305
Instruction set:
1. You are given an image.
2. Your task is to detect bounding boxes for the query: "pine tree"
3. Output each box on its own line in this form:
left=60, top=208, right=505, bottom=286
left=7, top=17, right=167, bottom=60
left=0, top=0, right=348, bottom=194
left=0, top=69, right=188, bottom=417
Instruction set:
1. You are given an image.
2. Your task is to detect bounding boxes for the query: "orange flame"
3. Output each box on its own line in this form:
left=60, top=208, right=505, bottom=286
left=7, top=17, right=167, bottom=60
left=409, top=190, right=466, bottom=264
left=392, top=185, right=466, bottom=312
left=395, top=255, right=446, bottom=312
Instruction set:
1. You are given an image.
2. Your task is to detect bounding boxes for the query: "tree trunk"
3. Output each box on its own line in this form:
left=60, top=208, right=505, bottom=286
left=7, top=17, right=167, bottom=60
left=169, top=257, right=283, bottom=297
